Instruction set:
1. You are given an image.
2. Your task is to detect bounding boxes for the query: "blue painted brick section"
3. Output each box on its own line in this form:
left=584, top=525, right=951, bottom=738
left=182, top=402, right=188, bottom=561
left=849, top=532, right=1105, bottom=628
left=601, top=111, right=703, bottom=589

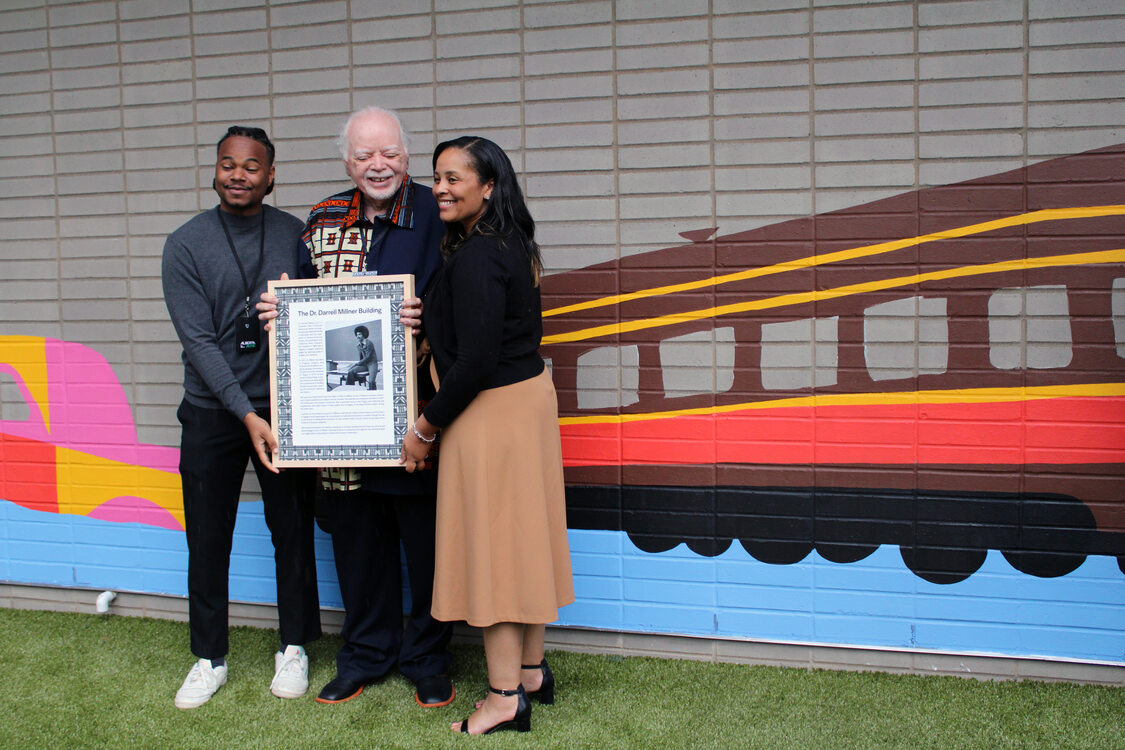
left=9, top=517, right=74, bottom=544
left=625, top=578, right=714, bottom=607
left=9, top=539, right=75, bottom=564
left=575, top=576, right=624, bottom=601
left=720, top=611, right=815, bottom=642
left=557, top=600, right=622, bottom=628
left=11, top=558, right=74, bottom=586
left=623, top=603, right=716, bottom=634
left=717, top=584, right=814, bottom=612
left=571, top=552, right=623, bottom=578
left=815, top=614, right=916, bottom=648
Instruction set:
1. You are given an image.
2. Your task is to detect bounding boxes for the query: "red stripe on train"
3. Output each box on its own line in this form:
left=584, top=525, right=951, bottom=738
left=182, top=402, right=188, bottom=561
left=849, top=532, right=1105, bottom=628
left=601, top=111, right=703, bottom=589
left=560, top=396, right=1125, bottom=467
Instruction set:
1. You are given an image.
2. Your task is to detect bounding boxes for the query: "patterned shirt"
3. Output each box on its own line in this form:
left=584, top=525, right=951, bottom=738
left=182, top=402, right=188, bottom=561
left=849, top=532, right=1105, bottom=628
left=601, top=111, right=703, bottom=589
left=303, top=176, right=417, bottom=279
left=301, top=177, right=418, bottom=491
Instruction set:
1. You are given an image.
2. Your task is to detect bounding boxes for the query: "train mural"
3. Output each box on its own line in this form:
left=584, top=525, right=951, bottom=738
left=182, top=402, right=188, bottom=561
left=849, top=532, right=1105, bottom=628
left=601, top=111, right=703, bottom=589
left=540, top=143, right=1125, bottom=584
left=2, top=145, right=1123, bottom=591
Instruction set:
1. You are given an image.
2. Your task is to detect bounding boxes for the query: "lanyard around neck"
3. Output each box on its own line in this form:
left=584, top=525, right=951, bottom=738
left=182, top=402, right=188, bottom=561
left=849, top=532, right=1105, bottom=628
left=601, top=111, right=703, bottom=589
left=216, top=208, right=266, bottom=315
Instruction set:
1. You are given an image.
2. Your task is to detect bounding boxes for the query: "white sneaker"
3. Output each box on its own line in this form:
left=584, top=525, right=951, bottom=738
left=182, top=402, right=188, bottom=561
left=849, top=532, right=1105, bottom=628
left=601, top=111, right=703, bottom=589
left=270, top=645, right=309, bottom=699
left=174, top=658, right=228, bottom=709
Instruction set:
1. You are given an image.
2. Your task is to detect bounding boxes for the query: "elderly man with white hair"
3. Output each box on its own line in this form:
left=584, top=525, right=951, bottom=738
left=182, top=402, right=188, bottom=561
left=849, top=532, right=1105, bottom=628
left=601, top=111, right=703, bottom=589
left=289, top=106, right=452, bottom=707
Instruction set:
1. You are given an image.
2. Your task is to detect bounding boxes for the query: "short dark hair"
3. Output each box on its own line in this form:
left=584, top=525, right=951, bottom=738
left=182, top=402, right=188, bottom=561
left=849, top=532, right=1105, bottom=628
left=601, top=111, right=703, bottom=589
left=217, top=125, right=276, bottom=166
left=354, top=325, right=369, bottom=337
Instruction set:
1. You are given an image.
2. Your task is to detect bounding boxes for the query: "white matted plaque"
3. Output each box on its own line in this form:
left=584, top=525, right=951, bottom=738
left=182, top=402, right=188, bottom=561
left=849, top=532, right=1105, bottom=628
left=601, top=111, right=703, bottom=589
left=269, top=274, right=415, bottom=467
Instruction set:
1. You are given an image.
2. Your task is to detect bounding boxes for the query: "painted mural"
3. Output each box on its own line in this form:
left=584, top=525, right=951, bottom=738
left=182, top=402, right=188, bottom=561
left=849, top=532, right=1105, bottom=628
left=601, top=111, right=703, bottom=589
left=541, top=143, right=1125, bottom=585
left=1, top=144, right=1122, bottom=653
left=0, top=145, right=1120, bottom=593
left=0, top=335, right=183, bottom=531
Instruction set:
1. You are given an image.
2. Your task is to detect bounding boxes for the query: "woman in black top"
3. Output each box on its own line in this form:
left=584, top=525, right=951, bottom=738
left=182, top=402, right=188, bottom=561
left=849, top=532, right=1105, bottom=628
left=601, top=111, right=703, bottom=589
left=401, top=136, right=573, bottom=735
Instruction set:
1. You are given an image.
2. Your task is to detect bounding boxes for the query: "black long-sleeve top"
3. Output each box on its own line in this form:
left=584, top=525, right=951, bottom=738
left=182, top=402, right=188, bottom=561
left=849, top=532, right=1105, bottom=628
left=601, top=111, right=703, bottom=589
left=421, top=232, right=545, bottom=428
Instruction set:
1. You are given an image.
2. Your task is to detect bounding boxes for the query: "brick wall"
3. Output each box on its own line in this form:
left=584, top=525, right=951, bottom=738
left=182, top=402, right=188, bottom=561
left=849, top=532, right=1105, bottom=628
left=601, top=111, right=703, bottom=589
left=1, top=0, right=1123, bottom=665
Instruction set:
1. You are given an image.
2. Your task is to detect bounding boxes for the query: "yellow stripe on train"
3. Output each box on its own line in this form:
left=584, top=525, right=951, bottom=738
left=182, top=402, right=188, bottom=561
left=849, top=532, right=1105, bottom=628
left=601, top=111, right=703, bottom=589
left=557, top=383, right=1125, bottom=426
left=542, top=205, right=1125, bottom=319
left=543, top=248, right=1125, bottom=345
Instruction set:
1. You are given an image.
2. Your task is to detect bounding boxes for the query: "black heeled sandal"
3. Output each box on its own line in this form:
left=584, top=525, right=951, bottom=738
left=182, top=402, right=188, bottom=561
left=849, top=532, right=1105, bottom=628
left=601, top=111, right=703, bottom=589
left=521, top=659, right=555, bottom=705
left=458, top=685, right=531, bottom=735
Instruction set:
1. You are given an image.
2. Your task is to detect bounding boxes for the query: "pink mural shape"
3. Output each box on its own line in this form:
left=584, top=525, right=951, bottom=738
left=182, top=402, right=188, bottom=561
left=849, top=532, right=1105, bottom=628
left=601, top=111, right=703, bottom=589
left=0, top=336, right=184, bottom=530
left=86, top=495, right=184, bottom=531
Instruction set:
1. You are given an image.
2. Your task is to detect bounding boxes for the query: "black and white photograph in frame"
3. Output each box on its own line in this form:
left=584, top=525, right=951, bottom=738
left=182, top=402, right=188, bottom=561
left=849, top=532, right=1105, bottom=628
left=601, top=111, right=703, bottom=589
left=325, top=319, right=383, bottom=392
left=268, top=274, right=416, bottom=467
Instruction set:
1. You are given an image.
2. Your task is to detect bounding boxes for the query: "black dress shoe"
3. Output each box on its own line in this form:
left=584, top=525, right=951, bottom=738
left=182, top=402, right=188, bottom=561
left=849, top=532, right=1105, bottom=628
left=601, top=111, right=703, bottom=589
left=414, top=673, right=455, bottom=707
left=316, top=674, right=368, bottom=704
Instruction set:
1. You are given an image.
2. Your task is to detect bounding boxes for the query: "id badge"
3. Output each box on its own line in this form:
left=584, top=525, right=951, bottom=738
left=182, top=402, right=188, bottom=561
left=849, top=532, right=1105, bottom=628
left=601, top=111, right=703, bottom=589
left=237, top=313, right=260, bottom=353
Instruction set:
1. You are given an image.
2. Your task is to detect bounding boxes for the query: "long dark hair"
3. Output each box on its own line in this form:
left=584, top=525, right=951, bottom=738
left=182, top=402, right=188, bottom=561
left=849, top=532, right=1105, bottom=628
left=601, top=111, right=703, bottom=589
left=432, top=136, right=543, bottom=285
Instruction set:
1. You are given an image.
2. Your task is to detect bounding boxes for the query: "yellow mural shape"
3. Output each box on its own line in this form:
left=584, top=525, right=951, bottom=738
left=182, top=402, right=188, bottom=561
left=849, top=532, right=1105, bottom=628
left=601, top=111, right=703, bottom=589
left=1, top=335, right=185, bottom=531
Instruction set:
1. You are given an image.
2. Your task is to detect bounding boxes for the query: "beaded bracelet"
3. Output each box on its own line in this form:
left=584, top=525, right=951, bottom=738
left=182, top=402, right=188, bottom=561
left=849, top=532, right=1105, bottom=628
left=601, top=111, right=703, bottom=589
left=412, top=423, right=436, bottom=444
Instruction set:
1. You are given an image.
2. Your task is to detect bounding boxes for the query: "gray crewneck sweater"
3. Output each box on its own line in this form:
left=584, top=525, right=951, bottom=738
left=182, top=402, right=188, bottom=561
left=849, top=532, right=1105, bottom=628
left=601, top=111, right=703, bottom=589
left=162, top=205, right=304, bottom=418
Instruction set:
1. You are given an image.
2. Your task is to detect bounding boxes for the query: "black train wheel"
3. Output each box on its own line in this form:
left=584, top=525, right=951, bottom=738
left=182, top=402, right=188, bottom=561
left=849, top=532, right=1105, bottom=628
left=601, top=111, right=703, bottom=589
left=998, top=493, right=1096, bottom=578
left=899, top=543, right=987, bottom=585
left=739, top=537, right=815, bottom=566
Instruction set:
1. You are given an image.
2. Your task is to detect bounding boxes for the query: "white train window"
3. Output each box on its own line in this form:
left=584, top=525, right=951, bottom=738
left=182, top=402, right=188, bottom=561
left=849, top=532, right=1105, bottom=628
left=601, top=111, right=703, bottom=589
left=760, top=317, right=839, bottom=390
left=863, top=296, right=948, bottom=382
left=659, top=327, right=736, bottom=398
left=989, top=285, right=1072, bottom=370
left=576, top=344, right=639, bottom=409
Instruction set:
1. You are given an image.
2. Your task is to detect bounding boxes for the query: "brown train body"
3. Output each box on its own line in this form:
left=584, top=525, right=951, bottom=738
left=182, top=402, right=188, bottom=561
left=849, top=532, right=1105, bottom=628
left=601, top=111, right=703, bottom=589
left=540, top=144, right=1125, bottom=583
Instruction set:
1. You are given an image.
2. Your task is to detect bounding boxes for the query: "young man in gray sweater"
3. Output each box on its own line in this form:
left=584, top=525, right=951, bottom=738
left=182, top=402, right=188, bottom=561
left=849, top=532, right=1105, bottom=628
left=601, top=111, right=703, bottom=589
left=162, top=126, right=321, bottom=709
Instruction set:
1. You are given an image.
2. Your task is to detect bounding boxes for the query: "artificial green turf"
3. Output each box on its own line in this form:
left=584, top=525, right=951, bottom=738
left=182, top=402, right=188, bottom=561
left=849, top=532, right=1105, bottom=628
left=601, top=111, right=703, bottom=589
left=1, top=607, right=1121, bottom=749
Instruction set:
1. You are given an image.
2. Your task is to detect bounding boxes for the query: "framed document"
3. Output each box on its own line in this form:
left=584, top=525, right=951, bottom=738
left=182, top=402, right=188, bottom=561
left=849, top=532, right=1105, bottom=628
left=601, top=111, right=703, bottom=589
left=268, top=274, right=416, bottom=467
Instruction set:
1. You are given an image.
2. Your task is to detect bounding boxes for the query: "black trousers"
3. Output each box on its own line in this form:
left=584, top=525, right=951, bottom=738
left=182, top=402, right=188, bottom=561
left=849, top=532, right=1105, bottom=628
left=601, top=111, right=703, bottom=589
left=177, top=400, right=321, bottom=659
left=328, top=489, right=452, bottom=682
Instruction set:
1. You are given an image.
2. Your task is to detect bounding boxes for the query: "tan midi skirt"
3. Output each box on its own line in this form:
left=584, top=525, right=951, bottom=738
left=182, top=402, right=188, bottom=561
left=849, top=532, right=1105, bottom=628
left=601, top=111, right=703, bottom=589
left=431, top=368, right=575, bottom=627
